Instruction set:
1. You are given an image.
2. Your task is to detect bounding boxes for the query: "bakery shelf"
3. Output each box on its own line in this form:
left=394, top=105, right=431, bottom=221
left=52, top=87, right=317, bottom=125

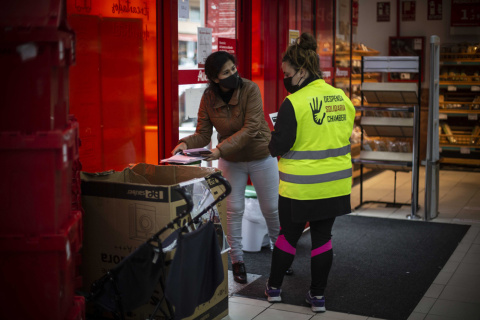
left=439, top=132, right=480, bottom=147
left=355, top=56, right=421, bottom=217
left=439, top=44, right=480, bottom=168
left=440, top=157, right=480, bottom=166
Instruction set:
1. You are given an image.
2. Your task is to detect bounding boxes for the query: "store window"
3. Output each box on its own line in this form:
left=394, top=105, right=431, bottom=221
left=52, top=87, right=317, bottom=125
left=301, top=0, right=314, bottom=33
left=66, top=0, right=157, bottom=172
left=178, top=0, right=236, bottom=167
left=334, top=0, right=352, bottom=97
left=251, top=0, right=263, bottom=103
left=316, top=0, right=334, bottom=84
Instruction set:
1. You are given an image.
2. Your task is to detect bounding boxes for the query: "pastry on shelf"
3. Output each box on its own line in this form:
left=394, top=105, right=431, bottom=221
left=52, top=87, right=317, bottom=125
left=441, top=122, right=457, bottom=144
left=472, top=96, right=480, bottom=110
left=473, top=72, right=480, bottom=82
left=472, top=126, right=480, bottom=145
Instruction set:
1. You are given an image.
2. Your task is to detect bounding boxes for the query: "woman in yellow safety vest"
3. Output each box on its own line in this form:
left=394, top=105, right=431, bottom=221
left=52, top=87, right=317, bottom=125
left=264, top=33, right=355, bottom=313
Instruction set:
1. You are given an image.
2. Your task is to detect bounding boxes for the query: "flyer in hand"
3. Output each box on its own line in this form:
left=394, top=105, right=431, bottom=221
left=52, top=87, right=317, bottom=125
left=182, top=148, right=212, bottom=157
left=160, top=154, right=205, bottom=164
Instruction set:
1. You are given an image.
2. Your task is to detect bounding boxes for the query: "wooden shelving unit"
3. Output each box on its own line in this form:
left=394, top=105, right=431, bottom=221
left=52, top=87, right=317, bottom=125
left=438, top=50, right=480, bottom=166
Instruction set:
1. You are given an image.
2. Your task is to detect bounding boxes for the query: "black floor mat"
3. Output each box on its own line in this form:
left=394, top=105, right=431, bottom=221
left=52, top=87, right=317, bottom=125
left=231, top=215, right=470, bottom=320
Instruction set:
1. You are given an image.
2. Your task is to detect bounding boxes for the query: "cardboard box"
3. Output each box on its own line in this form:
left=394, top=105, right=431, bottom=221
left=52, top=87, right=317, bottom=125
left=80, top=163, right=229, bottom=320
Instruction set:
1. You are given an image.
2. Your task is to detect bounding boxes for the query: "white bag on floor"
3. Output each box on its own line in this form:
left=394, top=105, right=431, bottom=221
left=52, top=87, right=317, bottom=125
left=243, top=198, right=265, bottom=224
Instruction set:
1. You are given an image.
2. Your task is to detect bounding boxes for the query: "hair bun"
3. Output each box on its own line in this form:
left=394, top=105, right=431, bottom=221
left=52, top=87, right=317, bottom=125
left=298, top=33, right=317, bottom=52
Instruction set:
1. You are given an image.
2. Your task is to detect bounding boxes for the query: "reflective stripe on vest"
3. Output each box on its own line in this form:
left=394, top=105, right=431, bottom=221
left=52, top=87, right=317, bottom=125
left=282, top=144, right=351, bottom=160
left=279, top=167, right=352, bottom=184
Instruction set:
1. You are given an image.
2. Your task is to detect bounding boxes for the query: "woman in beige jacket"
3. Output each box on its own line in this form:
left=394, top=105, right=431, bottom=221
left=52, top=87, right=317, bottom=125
left=172, top=51, right=280, bottom=284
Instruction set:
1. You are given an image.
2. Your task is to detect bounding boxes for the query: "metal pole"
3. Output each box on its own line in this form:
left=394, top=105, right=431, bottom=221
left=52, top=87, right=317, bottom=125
left=359, top=56, right=365, bottom=207
left=393, top=171, right=397, bottom=204
left=424, top=35, right=441, bottom=221
left=407, top=103, right=421, bottom=220
left=407, top=56, right=422, bottom=220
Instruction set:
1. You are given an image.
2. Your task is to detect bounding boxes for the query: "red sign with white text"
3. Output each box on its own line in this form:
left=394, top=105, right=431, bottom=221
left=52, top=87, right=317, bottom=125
left=179, top=69, right=208, bottom=85
left=335, top=67, right=350, bottom=78
left=218, top=37, right=236, bottom=55
left=322, top=67, right=334, bottom=85
left=321, top=67, right=334, bottom=80
left=352, top=0, right=359, bottom=26
left=451, top=0, right=480, bottom=26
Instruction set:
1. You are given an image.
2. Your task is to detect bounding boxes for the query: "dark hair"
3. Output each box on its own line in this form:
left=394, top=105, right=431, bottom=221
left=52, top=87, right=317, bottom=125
left=282, top=33, right=322, bottom=79
left=204, top=51, right=238, bottom=97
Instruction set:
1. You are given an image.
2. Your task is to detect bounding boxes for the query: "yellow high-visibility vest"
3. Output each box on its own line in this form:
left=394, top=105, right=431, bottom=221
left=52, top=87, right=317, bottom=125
left=278, top=79, right=355, bottom=200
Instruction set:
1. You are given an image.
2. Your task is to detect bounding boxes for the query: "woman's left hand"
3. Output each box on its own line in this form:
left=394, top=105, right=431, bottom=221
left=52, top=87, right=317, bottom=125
left=204, top=148, right=221, bottom=161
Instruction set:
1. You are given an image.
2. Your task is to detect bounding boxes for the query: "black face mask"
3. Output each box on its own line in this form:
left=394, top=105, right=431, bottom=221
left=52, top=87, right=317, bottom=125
left=219, top=72, right=240, bottom=90
left=283, top=69, right=303, bottom=94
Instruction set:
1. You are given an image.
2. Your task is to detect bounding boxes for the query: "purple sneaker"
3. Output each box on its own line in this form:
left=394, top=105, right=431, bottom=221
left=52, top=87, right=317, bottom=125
left=305, top=291, right=325, bottom=312
left=265, top=282, right=282, bottom=302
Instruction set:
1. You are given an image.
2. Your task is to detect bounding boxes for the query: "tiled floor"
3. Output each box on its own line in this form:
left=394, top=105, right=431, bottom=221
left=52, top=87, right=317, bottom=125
left=223, top=168, right=480, bottom=320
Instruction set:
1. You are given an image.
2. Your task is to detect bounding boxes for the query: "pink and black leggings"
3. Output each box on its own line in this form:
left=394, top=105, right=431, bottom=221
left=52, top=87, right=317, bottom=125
left=268, top=204, right=336, bottom=296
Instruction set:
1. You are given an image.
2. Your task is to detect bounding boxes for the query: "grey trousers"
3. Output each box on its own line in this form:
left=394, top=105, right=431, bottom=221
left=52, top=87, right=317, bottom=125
left=218, top=156, right=280, bottom=263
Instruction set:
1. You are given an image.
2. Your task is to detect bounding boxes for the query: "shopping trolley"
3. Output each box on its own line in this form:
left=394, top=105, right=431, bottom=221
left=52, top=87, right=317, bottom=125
left=85, top=172, right=231, bottom=320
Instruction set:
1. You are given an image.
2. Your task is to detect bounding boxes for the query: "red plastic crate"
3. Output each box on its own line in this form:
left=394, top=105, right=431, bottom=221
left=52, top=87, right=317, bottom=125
left=1, top=0, right=65, bottom=28
left=72, top=193, right=83, bottom=211
left=68, top=115, right=81, bottom=159
left=71, top=120, right=83, bottom=212
left=66, top=296, right=86, bottom=320
left=0, top=123, right=79, bottom=236
left=0, top=34, right=74, bottom=131
left=0, top=211, right=82, bottom=320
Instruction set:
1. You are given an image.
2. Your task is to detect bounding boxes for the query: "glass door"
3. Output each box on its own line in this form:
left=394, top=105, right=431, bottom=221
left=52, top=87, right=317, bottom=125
left=177, top=0, right=237, bottom=167
left=334, top=0, right=352, bottom=98
left=67, top=0, right=157, bottom=172
left=316, top=0, right=335, bottom=84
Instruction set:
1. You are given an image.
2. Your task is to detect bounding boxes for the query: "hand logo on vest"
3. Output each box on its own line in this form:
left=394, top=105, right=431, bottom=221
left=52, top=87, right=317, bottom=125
left=310, top=97, right=326, bottom=125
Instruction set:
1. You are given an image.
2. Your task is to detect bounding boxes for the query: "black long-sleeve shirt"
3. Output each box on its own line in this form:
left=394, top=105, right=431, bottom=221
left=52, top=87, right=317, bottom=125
left=268, top=74, right=318, bottom=156
left=268, top=98, right=296, bottom=157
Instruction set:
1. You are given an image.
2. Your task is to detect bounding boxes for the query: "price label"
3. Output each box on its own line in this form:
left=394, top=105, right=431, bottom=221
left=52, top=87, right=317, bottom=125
left=468, top=114, right=478, bottom=121
left=460, top=147, right=471, bottom=154
left=472, top=86, right=480, bottom=92
left=448, top=86, right=457, bottom=91
left=439, top=113, right=448, bottom=120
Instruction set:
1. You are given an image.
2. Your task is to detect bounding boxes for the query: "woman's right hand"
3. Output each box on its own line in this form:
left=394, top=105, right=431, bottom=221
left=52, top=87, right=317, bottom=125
left=171, top=142, right=187, bottom=156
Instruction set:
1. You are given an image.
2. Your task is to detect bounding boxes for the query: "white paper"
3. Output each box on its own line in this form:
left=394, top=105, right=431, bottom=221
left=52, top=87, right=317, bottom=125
left=16, top=43, right=37, bottom=61
left=160, top=154, right=204, bottom=164
left=178, top=0, right=189, bottom=19
left=185, top=87, right=205, bottom=119
left=197, top=27, right=213, bottom=66
left=269, top=112, right=278, bottom=126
